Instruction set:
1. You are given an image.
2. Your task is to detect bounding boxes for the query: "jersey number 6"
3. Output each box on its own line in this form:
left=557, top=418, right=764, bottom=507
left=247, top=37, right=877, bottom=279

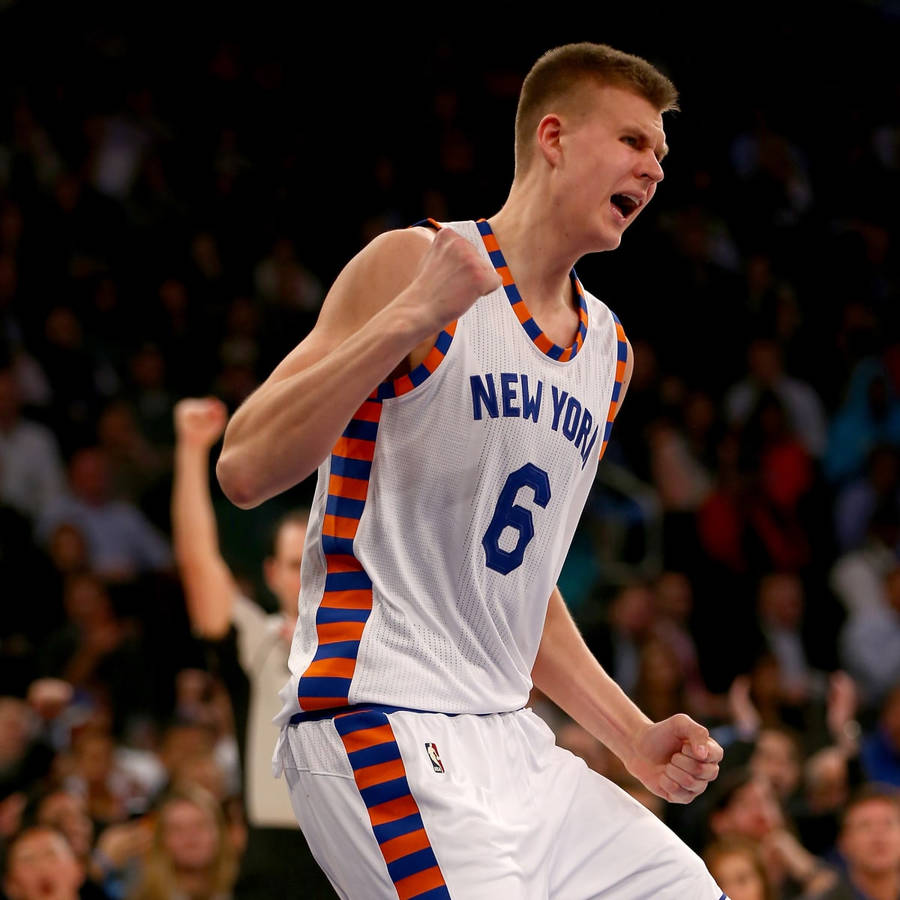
left=482, top=463, right=551, bottom=575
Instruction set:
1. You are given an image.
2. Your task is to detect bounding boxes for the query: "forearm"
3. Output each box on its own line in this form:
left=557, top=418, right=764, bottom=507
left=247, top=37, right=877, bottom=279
left=216, top=299, right=429, bottom=508
left=532, top=587, right=651, bottom=765
left=172, top=442, right=234, bottom=636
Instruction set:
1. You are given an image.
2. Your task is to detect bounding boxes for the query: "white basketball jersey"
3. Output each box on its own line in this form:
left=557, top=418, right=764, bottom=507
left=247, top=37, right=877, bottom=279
left=275, top=219, right=627, bottom=725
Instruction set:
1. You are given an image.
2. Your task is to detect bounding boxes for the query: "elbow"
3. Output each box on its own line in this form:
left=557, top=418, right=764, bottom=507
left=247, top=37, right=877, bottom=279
left=215, top=450, right=263, bottom=509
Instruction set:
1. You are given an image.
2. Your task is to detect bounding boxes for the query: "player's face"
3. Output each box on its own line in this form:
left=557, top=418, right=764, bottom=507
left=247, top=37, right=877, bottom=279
left=562, top=85, right=667, bottom=252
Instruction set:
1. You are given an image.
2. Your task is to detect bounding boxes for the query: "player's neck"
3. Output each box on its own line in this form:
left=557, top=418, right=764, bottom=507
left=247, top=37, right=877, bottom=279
left=487, top=199, right=578, bottom=316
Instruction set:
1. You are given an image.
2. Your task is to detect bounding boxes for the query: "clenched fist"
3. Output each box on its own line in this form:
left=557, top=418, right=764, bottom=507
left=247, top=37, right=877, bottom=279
left=401, top=227, right=502, bottom=336
left=174, top=397, right=229, bottom=450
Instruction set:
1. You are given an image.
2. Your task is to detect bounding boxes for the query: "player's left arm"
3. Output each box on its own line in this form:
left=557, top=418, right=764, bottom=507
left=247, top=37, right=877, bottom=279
left=531, top=587, right=722, bottom=804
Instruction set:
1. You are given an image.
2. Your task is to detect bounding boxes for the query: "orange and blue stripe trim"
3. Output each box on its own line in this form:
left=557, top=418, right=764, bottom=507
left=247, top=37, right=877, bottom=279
left=335, top=707, right=450, bottom=900
left=476, top=218, right=589, bottom=362
left=598, top=313, right=628, bottom=461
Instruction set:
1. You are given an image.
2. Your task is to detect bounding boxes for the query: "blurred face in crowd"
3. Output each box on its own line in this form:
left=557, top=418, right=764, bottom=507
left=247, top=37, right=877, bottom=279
left=36, top=792, right=94, bottom=862
left=839, top=797, right=900, bottom=879
left=758, top=574, right=803, bottom=629
left=68, top=448, right=109, bottom=505
left=749, top=730, right=801, bottom=800
left=712, top=778, right=784, bottom=841
left=707, top=848, right=768, bottom=900
left=160, top=798, right=219, bottom=872
left=3, top=827, right=84, bottom=900
left=264, top=518, right=306, bottom=619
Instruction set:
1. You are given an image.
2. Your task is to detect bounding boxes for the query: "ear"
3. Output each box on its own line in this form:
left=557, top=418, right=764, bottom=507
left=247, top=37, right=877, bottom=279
left=536, top=113, right=563, bottom=167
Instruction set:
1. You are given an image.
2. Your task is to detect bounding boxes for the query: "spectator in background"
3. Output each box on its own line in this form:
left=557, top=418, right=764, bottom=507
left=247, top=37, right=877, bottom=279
left=37, top=447, right=171, bottom=582
left=834, top=444, right=900, bottom=553
left=725, top=337, right=828, bottom=459
left=861, top=685, right=900, bottom=788
left=808, top=786, right=900, bottom=900
left=2, top=825, right=91, bottom=900
left=0, top=365, right=66, bottom=522
left=840, top=568, right=900, bottom=710
left=704, top=835, right=775, bottom=900
left=171, top=397, right=328, bottom=897
left=824, top=358, right=900, bottom=486
left=129, top=784, right=237, bottom=900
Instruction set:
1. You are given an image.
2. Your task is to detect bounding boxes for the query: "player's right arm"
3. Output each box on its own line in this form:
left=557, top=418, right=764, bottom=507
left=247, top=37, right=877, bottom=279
left=216, top=226, right=500, bottom=509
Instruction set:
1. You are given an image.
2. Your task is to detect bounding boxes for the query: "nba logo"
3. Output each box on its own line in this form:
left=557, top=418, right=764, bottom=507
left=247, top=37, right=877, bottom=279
left=425, top=742, right=444, bottom=773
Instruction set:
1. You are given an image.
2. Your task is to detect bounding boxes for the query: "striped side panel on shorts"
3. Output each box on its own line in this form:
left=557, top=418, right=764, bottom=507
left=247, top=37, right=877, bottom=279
left=334, top=708, right=451, bottom=900
left=297, top=397, right=383, bottom=711
left=598, top=313, right=628, bottom=461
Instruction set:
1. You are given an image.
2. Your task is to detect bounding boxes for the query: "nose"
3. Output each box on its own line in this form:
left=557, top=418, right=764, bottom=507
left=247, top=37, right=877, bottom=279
left=638, top=150, right=664, bottom=184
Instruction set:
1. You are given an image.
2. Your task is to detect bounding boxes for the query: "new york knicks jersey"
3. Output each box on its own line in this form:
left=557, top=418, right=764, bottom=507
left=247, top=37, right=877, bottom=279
left=274, top=219, right=627, bottom=725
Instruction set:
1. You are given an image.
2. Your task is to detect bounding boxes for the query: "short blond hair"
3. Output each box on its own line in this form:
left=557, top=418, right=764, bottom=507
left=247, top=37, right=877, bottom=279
left=514, top=42, right=678, bottom=175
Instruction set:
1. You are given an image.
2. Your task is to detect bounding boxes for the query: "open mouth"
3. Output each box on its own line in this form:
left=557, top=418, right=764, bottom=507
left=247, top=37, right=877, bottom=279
left=610, top=193, right=640, bottom=219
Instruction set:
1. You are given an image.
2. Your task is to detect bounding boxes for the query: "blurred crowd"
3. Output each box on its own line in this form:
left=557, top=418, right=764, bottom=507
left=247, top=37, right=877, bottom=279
left=1, top=7, right=900, bottom=900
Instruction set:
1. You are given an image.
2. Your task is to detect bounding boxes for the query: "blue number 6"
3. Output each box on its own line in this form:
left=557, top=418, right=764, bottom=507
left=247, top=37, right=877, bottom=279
left=482, top=463, right=551, bottom=575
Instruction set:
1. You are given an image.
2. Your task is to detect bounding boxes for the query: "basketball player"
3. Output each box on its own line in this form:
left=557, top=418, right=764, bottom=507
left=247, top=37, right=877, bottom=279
left=217, top=42, right=728, bottom=898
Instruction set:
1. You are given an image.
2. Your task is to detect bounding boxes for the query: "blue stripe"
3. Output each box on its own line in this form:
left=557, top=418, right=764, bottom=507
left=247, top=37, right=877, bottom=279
left=411, top=888, right=452, bottom=900
left=578, top=321, right=588, bottom=339
left=342, top=419, right=379, bottom=441
left=325, top=494, right=365, bottom=520
left=316, top=607, right=370, bottom=625
left=376, top=382, right=397, bottom=400
left=504, top=283, right=523, bottom=305
left=347, top=740, right=402, bottom=771
left=617, top=340, right=627, bottom=361
left=409, top=365, right=429, bottom=387
left=522, top=318, right=541, bottom=340
left=547, top=343, right=564, bottom=360
left=359, top=775, right=410, bottom=809
left=387, top=846, right=439, bottom=881
left=324, top=570, right=372, bottom=591
left=373, top=813, right=424, bottom=845
left=298, top=676, right=352, bottom=697
left=313, top=641, right=359, bottom=661
left=435, top=330, right=452, bottom=354
left=476, top=219, right=491, bottom=235
left=611, top=382, right=621, bottom=402
left=322, top=534, right=355, bottom=556
left=488, top=249, right=505, bottom=266
left=603, top=421, right=613, bottom=440
left=334, top=709, right=389, bottom=736
left=331, top=456, right=371, bottom=480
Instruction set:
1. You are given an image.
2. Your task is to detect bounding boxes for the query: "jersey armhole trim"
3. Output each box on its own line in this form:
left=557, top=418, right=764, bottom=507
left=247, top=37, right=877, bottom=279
left=598, top=312, right=628, bottom=461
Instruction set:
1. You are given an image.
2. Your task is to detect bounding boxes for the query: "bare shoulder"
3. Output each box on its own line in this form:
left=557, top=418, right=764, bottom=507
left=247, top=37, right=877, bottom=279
left=315, top=226, right=435, bottom=330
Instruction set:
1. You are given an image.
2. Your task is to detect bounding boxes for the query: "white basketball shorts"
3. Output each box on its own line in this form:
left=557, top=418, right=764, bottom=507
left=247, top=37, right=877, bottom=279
left=275, top=705, right=726, bottom=899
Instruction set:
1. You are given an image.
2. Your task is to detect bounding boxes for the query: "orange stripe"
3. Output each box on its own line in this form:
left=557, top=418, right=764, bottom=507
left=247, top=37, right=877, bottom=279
left=558, top=346, right=573, bottom=362
left=579, top=306, right=589, bottom=325
left=328, top=474, right=369, bottom=501
left=324, top=554, right=365, bottom=573
left=341, top=723, right=395, bottom=755
left=298, top=695, right=349, bottom=710
left=615, top=358, right=627, bottom=381
left=395, top=865, right=446, bottom=900
left=354, top=399, right=383, bottom=422
left=379, top=828, right=431, bottom=864
left=317, top=621, right=366, bottom=644
left=301, top=657, right=357, bottom=679
left=353, top=757, right=407, bottom=791
left=393, top=374, right=415, bottom=396
left=420, top=344, right=445, bottom=374
left=332, top=437, right=376, bottom=461
left=606, top=401, right=619, bottom=422
left=368, top=794, right=420, bottom=827
left=511, top=301, right=531, bottom=325
left=445, top=321, right=457, bottom=337
left=320, top=589, right=373, bottom=610
left=534, top=333, right=554, bottom=354
left=481, top=233, right=500, bottom=252
left=322, top=514, right=360, bottom=540
left=497, top=266, right=514, bottom=286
